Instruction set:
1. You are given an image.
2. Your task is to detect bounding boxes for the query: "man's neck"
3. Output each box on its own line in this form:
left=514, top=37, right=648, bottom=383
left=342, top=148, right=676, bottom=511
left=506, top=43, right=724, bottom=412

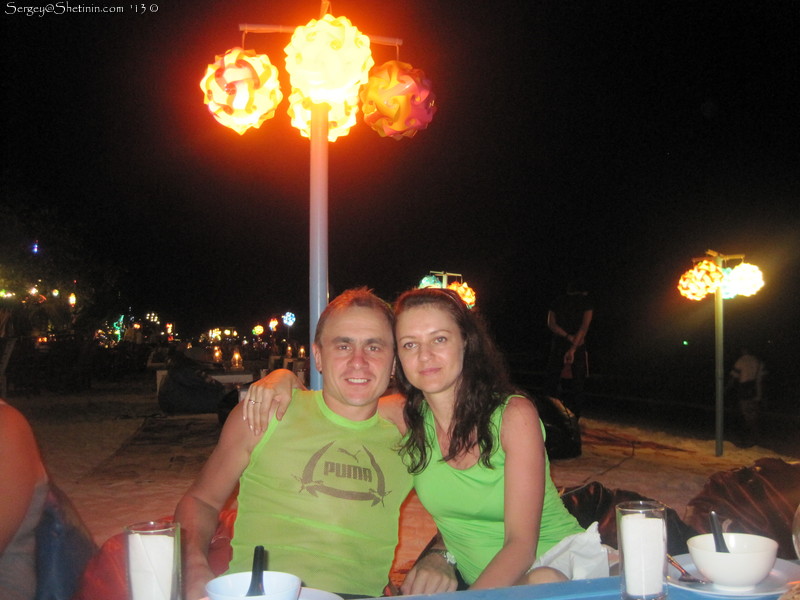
left=320, top=392, right=379, bottom=422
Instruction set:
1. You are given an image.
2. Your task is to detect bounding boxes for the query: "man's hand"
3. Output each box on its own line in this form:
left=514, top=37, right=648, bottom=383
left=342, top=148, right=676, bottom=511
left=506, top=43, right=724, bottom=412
left=243, top=369, right=305, bottom=434
left=400, top=553, right=458, bottom=595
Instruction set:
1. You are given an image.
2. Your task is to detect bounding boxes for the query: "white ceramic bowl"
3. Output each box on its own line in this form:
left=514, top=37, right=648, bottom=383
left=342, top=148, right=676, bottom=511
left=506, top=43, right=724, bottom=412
left=687, top=533, right=778, bottom=590
left=206, top=570, right=302, bottom=600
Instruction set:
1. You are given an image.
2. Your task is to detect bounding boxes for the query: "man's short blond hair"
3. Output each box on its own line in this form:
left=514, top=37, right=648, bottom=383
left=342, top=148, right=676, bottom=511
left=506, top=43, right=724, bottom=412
left=313, top=287, right=394, bottom=346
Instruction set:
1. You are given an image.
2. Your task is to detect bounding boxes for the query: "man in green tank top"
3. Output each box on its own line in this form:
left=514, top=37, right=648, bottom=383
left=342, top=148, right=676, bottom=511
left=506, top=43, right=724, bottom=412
left=175, top=289, right=453, bottom=600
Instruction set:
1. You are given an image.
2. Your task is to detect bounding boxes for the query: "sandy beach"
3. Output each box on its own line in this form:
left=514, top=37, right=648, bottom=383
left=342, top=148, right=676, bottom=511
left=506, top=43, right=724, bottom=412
left=6, top=371, right=799, bottom=580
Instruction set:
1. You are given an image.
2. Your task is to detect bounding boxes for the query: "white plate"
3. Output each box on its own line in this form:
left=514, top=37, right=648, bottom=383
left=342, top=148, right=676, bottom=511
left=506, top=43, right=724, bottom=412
left=299, top=589, right=343, bottom=600
left=666, top=554, right=800, bottom=597
left=201, top=587, right=344, bottom=600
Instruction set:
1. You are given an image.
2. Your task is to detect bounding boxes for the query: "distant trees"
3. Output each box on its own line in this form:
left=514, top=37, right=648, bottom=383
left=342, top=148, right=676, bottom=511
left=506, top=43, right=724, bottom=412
left=0, top=193, right=125, bottom=338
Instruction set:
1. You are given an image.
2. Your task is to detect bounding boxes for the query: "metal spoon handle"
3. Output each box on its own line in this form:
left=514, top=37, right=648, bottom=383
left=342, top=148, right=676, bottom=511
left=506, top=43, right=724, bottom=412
left=710, top=511, right=730, bottom=553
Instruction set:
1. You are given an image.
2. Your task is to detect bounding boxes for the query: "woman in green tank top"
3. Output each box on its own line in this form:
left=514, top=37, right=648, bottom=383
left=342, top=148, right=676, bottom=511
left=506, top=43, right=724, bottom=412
left=394, top=287, right=597, bottom=590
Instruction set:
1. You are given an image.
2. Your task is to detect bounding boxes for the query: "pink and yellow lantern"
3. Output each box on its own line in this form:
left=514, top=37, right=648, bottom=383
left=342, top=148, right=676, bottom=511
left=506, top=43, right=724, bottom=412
left=361, top=60, right=437, bottom=139
left=677, top=259, right=724, bottom=301
left=200, top=47, right=283, bottom=135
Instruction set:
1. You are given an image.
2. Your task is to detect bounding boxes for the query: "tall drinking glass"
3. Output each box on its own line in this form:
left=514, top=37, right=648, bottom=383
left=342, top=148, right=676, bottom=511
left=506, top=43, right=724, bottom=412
left=125, top=520, right=181, bottom=600
left=792, top=502, right=800, bottom=559
left=616, top=500, right=667, bottom=600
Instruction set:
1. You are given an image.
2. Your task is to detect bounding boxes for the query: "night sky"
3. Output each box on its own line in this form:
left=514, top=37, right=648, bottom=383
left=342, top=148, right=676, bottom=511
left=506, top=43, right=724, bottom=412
left=4, top=0, right=799, bottom=378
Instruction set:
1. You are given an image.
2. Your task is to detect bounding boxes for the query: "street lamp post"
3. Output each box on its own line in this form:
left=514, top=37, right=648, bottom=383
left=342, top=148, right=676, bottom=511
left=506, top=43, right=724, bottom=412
left=308, top=103, right=329, bottom=389
left=677, top=249, right=764, bottom=456
left=711, top=252, right=729, bottom=457
left=201, top=6, right=436, bottom=390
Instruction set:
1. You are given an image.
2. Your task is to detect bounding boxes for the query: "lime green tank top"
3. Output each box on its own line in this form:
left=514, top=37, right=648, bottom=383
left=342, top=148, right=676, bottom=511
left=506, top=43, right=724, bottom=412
left=230, top=390, right=412, bottom=596
left=412, top=397, right=583, bottom=585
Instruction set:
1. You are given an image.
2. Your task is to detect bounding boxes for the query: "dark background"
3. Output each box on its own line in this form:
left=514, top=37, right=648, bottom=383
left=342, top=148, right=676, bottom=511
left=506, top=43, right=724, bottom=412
left=4, top=0, right=799, bottom=403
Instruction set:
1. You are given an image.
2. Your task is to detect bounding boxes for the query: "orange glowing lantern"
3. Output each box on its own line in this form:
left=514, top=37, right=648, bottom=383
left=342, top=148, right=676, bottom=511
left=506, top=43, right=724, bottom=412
left=728, top=262, right=764, bottom=297
left=200, top=47, right=283, bottom=135
left=448, top=281, right=476, bottom=309
left=361, top=60, right=436, bottom=139
left=677, top=259, right=724, bottom=301
left=284, top=14, right=373, bottom=139
left=287, top=88, right=361, bottom=141
left=231, top=349, right=243, bottom=370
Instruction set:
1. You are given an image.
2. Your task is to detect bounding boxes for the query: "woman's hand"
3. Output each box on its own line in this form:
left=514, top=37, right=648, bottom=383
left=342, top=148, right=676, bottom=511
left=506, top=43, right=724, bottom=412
left=400, top=552, right=458, bottom=595
left=242, top=369, right=306, bottom=434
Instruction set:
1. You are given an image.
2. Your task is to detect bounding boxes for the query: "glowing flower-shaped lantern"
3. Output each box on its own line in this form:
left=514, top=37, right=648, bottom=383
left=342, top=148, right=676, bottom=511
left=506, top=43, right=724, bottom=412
left=200, top=47, right=283, bottom=135
left=719, top=267, right=737, bottom=300
left=677, top=259, right=725, bottom=301
left=418, top=275, right=443, bottom=288
left=727, top=262, right=764, bottom=297
left=361, top=60, right=437, bottom=139
left=287, top=88, right=361, bottom=142
left=282, top=312, right=296, bottom=327
left=268, top=318, right=279, bottom=332
left=448, top=281, right=477, bottom=309
left=284, top=14, right=373, bottom=140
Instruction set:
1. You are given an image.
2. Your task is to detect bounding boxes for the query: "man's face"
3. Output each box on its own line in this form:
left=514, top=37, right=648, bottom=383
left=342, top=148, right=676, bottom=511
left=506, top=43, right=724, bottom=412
left=313, top=306, right=395, bottom=420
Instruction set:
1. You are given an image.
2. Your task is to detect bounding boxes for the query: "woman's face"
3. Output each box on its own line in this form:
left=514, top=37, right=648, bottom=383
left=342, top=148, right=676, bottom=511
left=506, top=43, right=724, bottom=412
left=395, top=304, right=465, bottom=400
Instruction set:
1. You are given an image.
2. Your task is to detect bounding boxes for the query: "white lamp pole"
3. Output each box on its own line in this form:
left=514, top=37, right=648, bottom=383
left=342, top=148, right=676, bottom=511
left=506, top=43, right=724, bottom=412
left=203, top=9, right=431, bottom=395
left=309, top=103, right=329, bottom=390
left=712, top=253, right=725, bottom=456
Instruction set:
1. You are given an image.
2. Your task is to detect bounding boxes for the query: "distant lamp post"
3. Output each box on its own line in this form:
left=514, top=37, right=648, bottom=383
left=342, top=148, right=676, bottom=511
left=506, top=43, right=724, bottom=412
left=200, top=3, right=435, bottom=390
left=677, top=250, right=764, bottom=456
left=419, top=271, right=476, bottom=308
left=282, top=311, right=296, bottom=353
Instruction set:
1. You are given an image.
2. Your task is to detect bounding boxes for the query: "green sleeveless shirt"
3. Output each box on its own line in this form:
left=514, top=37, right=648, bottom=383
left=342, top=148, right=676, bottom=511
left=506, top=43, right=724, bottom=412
left=230, top=390, right=412, bottom=596
left=412, top=397, right=584, bottom=585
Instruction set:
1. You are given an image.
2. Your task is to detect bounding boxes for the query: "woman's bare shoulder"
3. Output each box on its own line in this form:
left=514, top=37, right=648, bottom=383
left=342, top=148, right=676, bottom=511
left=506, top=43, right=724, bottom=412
left=378, top=393, right=408, bottom=434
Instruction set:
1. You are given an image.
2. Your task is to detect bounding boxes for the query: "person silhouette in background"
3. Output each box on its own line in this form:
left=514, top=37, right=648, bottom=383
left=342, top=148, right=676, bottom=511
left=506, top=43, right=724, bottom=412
left=545, top=281, right=593, bottom=420
left=727, top=346, right=765, bottom=448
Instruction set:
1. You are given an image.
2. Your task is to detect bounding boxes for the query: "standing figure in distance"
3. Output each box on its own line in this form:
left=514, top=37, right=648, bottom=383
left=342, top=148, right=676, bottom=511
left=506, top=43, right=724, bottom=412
left=545, top=281, right=593, bottom=420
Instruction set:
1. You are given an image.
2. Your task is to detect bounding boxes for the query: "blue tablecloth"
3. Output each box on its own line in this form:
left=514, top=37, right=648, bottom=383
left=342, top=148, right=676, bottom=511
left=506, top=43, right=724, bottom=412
left=394, top=575, right=791, bottom=600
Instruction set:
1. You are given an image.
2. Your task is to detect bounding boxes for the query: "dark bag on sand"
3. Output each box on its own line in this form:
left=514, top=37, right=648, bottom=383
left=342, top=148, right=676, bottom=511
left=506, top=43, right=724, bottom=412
left=533, top=395, right=582, bottom=459
left=35, top=483, right=97, bottom=600
left=684, top=458, right=800, bottom=559
left=158, top=365, right=227, bottom=414
left=560, top=481, right=698, bottom=556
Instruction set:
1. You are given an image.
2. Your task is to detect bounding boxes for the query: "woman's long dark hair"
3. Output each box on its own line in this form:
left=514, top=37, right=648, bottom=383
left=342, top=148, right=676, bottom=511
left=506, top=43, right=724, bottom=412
left=394, top=287, right=522, bottom=473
